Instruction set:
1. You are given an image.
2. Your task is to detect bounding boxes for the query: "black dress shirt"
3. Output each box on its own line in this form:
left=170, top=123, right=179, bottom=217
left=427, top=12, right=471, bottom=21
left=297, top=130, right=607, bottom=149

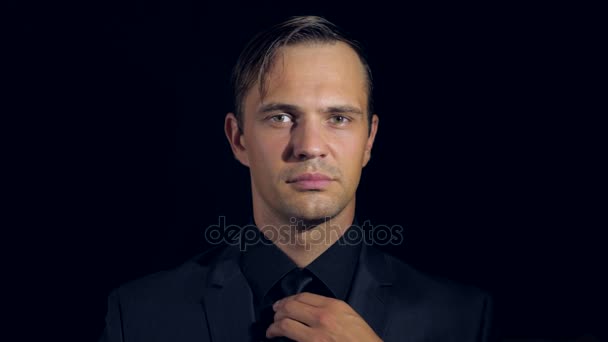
left=240, top=222, right=362, bottom=341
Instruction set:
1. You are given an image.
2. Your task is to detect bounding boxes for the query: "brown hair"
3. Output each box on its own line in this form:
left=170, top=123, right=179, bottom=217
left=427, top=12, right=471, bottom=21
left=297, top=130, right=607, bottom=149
left=231, top=15, right=374, bottom=133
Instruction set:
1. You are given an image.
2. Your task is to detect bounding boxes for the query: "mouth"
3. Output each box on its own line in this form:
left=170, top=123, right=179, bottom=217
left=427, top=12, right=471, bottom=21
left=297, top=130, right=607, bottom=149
left=286, top=172, right=334, bottom=191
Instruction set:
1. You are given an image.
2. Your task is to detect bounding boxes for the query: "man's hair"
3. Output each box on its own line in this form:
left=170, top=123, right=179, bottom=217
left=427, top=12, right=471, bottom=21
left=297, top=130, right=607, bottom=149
left=231, top=15, right=374, bottom=134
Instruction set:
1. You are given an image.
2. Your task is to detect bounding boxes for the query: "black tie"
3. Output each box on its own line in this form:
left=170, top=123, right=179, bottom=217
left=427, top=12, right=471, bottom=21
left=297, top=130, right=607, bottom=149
left=257, top=268, right=327, bottom=342
left=279, top=268, right=314, bottom=298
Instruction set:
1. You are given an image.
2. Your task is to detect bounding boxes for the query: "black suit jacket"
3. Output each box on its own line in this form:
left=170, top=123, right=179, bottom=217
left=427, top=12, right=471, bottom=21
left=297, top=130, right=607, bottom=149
left=99, top=242, right=495, bottom=341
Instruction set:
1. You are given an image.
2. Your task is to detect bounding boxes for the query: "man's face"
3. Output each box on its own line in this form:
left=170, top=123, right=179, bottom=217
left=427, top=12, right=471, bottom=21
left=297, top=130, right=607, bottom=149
left=227, top=42, right=378, bottom=225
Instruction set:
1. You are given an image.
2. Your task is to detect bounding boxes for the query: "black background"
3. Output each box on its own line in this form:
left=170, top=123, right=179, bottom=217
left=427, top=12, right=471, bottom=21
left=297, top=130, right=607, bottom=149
left=15, top=1, right=605, bottom=341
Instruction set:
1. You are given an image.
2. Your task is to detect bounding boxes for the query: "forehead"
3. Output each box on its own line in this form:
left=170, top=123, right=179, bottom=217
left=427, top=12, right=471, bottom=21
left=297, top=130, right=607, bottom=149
left=244, top=42, right=368, bottom=114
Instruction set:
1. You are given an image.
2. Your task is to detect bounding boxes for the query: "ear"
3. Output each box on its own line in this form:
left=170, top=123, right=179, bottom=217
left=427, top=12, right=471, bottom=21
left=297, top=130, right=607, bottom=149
left=362, top=114, right=379, bottom=167
left=224, top=112, right=250, bottom=167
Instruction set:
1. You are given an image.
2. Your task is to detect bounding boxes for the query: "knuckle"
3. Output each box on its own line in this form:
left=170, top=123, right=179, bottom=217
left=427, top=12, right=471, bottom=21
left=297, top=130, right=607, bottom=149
left=283, top=300, right=296, bottom=312
left=317, top=312, right=337, bottom=329
left=332, top=299, right=347, bottom=311
left=278, top=319, right=291, bottom=330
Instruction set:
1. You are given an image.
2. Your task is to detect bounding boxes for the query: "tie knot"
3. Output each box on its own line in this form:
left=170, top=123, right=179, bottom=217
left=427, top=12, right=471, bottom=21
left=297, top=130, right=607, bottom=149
left=279, top=268, right=313, bottom=298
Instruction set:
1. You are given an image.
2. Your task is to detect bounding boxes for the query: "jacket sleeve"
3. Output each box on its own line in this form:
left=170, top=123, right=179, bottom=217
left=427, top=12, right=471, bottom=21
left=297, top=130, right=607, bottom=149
left=99, top=289, right=124, bottom=342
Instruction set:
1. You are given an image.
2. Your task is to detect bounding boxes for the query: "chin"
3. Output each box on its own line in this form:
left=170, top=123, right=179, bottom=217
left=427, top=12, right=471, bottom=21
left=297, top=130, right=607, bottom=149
left=281, top=201, right=342, bottom=225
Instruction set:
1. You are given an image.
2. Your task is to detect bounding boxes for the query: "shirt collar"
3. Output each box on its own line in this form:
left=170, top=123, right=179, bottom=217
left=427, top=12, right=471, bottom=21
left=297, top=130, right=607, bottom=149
left=240, top=218, right=362, bottom=302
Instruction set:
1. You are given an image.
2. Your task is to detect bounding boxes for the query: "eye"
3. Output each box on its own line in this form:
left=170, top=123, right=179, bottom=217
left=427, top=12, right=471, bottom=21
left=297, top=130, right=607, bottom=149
left=329, top=115, right=351, bottom=125
left=269, top=114, right=293, bottom=123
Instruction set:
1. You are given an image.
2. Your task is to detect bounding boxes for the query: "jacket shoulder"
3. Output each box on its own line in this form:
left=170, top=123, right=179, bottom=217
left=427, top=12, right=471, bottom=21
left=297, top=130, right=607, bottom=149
left=378, top=249, right=495, bottom=339
left=109, top=244, right=237, bottom=303
left=381, top=248, right=491, bottom=307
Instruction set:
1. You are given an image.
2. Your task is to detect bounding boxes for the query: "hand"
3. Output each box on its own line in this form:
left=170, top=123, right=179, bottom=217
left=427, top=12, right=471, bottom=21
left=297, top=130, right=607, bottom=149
left=266, top=292, right=383, bottom=342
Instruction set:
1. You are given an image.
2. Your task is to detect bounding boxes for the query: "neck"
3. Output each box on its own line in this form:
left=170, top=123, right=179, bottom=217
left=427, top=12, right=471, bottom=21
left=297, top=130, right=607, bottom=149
left=253, top=206, right=355, bottom=268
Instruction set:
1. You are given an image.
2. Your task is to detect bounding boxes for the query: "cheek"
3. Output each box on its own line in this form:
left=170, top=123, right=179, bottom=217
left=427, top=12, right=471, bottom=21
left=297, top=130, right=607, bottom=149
left=333, top=137, right=366, bottom=176
left=343, top=132, right=367, bottom=158
left=247, top=134, right=285, bottom=174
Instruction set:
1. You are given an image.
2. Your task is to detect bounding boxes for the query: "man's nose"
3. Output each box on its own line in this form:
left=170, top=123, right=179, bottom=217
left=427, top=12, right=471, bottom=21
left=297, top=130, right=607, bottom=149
left=290, top=118, right=328, bottom=161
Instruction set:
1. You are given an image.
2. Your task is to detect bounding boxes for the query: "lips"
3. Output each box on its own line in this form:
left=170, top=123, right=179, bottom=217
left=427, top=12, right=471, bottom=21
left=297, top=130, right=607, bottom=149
left=286, top=172, right=334, bottom=190
left=287, top=173, right=332, bottom=183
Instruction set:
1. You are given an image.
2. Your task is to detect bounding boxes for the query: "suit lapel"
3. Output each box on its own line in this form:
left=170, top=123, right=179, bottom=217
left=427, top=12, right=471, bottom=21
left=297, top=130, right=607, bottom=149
left=346, top=243, right=394, bottom=340
left=199, top=245, right=256, bottom=342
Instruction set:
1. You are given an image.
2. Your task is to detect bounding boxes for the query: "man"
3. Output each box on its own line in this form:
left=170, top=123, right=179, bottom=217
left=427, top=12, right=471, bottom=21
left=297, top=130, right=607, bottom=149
left=100, top=16, right=495, bottom=341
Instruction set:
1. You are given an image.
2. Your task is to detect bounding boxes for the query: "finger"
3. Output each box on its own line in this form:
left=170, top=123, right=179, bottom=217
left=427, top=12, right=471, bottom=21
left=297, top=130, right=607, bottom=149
left=276, top=292, right=334, bottom=308
left=266, top=317, right=312, bottom=341
left=274, top=298, right=318, bottom=326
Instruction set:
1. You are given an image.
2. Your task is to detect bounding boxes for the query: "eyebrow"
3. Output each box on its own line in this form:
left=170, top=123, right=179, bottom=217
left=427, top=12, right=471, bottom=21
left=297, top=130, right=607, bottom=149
left=258, top=102, right=364, bottom=116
